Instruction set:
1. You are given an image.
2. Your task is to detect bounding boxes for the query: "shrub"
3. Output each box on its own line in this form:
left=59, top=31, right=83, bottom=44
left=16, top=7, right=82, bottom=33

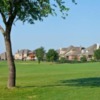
left=58, top=57, right=67, bottom=63
left=94, top=49, right=100, bottom=61
left=80, top=56, right=87, bottom=62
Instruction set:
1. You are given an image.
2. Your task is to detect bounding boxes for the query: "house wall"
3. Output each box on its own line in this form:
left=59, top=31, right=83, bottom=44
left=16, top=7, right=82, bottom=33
left=14, top=52, right=36, bottom=60
left=0, top=52, right=7, bottom=60
left=68, top=56, right=74, bottom=60
left=66, top=55, right=80, bottom=61
left=14, top=53, right=23, bottom=60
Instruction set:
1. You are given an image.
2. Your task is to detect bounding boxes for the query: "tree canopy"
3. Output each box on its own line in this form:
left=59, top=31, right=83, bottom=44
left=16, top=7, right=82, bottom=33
left=94, top=49, right=100, bottom=61
left=0, top=0, right=76, bottom=25
left=35, top=47, right=45, bottom=63
left=46, top=49, right=59, bottom=62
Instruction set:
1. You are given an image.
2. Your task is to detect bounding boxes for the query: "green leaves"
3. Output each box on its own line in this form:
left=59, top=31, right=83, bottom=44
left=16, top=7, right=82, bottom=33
left=0, top=0, right=76, bottom=24
left=35, top=47, right=45, bottom=63
left=46, top=49, right=59, bottom=62
left=94, top=49, right=100, bottom=60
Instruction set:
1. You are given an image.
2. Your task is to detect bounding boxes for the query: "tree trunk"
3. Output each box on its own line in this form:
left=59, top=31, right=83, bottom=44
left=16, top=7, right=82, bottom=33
left=4, top=32, right=16, bottom=88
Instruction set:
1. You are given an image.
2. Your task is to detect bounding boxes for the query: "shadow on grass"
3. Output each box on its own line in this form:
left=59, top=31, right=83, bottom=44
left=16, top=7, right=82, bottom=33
left=60, top=77, right=100, bottom=87
left=17, top=77, right=100, bottom=89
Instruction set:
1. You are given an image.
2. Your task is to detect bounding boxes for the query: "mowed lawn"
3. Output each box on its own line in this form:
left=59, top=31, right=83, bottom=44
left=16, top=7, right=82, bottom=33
left=0, top=61, right=100, bottom=100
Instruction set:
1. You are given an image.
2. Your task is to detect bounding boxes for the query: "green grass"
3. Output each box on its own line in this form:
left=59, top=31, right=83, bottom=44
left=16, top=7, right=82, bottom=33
left=0, top=61, right=100, bottom=100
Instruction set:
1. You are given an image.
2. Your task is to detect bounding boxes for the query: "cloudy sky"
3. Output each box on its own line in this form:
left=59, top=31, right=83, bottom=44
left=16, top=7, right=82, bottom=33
left=0, top=0, right=100, bottom=53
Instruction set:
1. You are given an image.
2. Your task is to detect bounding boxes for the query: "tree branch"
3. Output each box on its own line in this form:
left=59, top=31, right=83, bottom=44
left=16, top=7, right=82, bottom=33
left=0, top=10, right=7, bottom=25
left=7, top=4, right=17, bottom=26
left=0, top=25, right=5, bottom=34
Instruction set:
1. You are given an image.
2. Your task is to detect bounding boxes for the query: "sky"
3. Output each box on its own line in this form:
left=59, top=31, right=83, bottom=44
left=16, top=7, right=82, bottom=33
left=0, top=0, right=100, bottom=54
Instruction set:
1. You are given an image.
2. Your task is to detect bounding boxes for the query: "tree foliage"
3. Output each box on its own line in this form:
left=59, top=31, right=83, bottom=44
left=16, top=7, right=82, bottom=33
left=35, top=47, right=45, bottom=63
left=46, top=49, right=59, bottom=62
left=0, top=0, right=76, bottom=25
left=94, top=49, right=100, bottom=60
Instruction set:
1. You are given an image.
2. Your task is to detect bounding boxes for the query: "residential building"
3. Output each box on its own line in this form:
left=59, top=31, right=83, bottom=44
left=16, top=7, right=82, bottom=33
left=65, top=46, right=82, bottom=61
left=58, top=43, right=100, bottom=61
left=81, top=44, right=100, bottom=61
left=0, top=52, right=7, bottom=60
left=14, top=49, right=36, bottom=60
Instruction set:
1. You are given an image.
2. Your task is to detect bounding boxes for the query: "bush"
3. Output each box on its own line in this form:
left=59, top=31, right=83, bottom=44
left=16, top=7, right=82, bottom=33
left=80, top=56, right=87, bottom=62
left=58, top=57, right=67, bottom=63
left=58, top=58, right=81, bottom=64
left=94, top=49, right=100, bottom=61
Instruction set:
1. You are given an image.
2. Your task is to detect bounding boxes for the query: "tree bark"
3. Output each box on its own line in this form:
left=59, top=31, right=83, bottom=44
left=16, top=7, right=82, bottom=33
left=4, top=29, right=16, bottom=88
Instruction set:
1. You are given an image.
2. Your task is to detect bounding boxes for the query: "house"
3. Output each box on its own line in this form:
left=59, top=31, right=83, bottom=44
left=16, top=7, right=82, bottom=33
left=58, top=43, right=100, bottom=61
left=14, top=49, right=36, bottom=60
left=0, top=52, right=7, bottom=60
left=81, top=44, right=100, bottom=61
left=58, top=47, right=68, bottom=58
left=65, top=46, right=83, bottom=61
left=26, top=51, right=36, bottom=60
left=58, top=46, right=82, bottom=61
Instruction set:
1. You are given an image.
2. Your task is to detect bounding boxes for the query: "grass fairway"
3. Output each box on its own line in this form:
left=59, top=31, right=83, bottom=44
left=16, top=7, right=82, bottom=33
left=0, top=61, right=100, bottom=100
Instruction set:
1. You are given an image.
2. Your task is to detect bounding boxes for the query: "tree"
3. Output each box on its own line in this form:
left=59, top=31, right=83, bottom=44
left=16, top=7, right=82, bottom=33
left=0, top=0, right=76, bottom=88
left=46, top=49, right=59, bottom=62
left=35, top=47, right=45, bottom=63
left=94, top=49, right=100, bottom=61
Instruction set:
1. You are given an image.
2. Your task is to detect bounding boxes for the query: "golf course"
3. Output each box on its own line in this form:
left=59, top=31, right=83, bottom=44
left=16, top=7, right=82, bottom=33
left=0, top=61, right=100, bottom=100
